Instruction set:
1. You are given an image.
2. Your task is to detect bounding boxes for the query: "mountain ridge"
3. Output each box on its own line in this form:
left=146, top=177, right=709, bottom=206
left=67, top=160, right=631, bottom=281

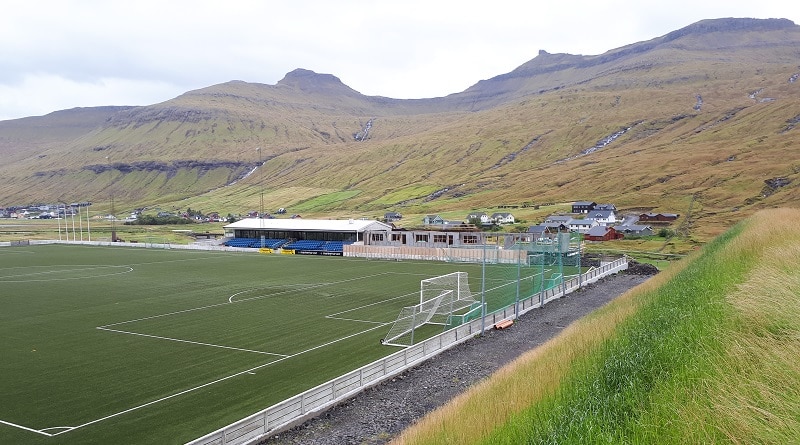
left=1, top=17, right=798, bottom=241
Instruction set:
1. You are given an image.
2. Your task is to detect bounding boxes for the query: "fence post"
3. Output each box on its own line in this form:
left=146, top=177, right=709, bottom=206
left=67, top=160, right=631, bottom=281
left=515, top=245, right=521, bottom=318
left=480, top=242, right=487, bottom=335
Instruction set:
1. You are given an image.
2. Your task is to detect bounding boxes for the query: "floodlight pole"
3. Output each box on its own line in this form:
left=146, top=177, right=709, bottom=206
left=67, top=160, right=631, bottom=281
left=63, top=202, right=71, bottom=241
left=57, top=202, right=63, bottom=241
left=257, top=147, right=265, bottom=248
left=86, top=203, right=91, bottom=242
left=71, top=204, right=76, bottom=241
left=257, top=147, right=264, bottom=217
left=78, top=202, right=83, bottom=241
left=480, top=240, right=487, bottom=335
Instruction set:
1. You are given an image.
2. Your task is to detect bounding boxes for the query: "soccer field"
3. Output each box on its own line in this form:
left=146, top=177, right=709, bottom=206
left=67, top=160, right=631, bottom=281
left=0, top=244, right=563, bottom=444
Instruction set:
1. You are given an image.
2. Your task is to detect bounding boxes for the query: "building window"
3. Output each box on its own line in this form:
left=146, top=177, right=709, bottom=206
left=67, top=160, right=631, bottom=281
left=463, top=235, right=478, bottom=244
left=371, top=233, right=385, bottom=242
left=433, top=234, right=447, bottom=243
left=391, top=233, right=403, bottom=242
left=415, top=234, right=429, bottom=243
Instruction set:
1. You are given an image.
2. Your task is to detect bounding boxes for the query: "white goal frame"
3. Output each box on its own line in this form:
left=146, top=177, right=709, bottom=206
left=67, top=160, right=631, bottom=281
left=383, top=272, right=476, bottom=347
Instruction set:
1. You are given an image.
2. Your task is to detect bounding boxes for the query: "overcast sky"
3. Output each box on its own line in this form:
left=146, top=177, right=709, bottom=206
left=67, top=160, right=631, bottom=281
left=1, top=1, right=798, bottom=121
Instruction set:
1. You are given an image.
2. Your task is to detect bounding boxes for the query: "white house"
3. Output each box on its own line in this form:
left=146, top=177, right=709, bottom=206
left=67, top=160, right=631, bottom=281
left=568, top=219, right=599, bottom=233
left=491, top=212, right=515, bottom=224
left=466, top=212, right=491, bottom=224
left=585, top=210, right=617, bottom=226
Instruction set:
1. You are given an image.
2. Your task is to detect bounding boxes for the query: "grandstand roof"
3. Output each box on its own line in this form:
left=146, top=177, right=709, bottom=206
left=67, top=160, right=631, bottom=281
left=224, top=218, right=392, bottom=233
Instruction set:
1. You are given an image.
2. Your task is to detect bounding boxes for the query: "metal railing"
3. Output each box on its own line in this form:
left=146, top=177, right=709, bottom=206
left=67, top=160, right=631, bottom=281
left=187, top=257, right=628, bottom=445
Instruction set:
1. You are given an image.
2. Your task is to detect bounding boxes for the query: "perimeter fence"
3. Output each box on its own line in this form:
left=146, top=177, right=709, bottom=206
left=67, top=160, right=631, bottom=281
left=187, top=249, right=628, bottom=445
left=4, top=237, right=627, bottom=445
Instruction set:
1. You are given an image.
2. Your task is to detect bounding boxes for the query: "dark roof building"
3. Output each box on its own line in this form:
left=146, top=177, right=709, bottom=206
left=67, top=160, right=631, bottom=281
left=614, top=224, right=654, bottom=236
left=572, top=201, right=597, bottom=213
left=639, top=213, right=679, bottom=222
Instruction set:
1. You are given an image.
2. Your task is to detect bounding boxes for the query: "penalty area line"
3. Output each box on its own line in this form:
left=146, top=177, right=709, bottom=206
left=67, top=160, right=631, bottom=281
left=49, top=320, right=391, bottom=436
left=0, top=419, right=54, bottom=437
left=325, top=316, right=386, bottom=325
left=96, top=327, right=289, bottom=357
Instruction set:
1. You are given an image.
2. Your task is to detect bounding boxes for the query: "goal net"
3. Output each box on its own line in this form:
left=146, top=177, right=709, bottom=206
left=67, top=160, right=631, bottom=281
left=382, top=272, right=476, bottom=346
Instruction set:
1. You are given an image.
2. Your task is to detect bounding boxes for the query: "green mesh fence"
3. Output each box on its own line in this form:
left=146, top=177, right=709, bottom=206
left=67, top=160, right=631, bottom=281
left=438, top=231, right=583, bottom=335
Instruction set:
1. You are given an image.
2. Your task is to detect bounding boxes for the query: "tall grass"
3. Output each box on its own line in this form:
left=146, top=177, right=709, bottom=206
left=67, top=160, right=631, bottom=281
left=667, top=209, right=800, bottom=443
left=390, top=242, right=691, bottom=444
left=392, top=208, right=800, bottom=444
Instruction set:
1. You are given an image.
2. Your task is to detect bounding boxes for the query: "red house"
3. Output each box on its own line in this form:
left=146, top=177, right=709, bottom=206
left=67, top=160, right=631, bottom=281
left=585, top=226, right=623, bottom=242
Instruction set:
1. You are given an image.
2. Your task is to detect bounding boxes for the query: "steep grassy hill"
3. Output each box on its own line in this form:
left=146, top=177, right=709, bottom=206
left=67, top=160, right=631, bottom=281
left=392, top=207, right=800, bottom=444
left=1, top=18, right=799, bottom=241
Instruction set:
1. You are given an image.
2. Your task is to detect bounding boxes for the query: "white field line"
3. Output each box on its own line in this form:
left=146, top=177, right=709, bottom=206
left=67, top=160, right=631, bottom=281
left=38, top=426, right=73, bottom=434
left=227, top=283, right=313, bottom=303
left=0, top=265, right=133, bottom=282
left=0, top=419, right=53, bottom=437
left=96, top=327, right=289, bottom=357
left=325, top=291, right=418, bottom=324
left=96, top=273, right=394, bottom=330
left=0, top=251, right=259, bottom=283
left=324, top=317, right=386, bottom=324
left=9, top=269, right=406, bottom=436
left=0, top=249, right=35, bottom=255
left=227, top=272, right=393, bottom=303
left=44, top=321, right=391, bottom=436
left=98, top=273, right=401, bottom=356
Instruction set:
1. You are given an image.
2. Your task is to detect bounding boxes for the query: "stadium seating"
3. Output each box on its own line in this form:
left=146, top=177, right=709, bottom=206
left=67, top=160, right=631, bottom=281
left=224, top=237, right=351, bottom=252
left=284, top=240, right=325, bottom=251
left=320, top=241, right=353, bottom=252
left=224, top=238, right=287, bottom=249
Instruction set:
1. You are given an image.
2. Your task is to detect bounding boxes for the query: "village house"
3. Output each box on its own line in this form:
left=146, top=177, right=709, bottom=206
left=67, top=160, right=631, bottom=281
left=585, top=209, right=617, bottom=226
left=466, top=212, right=491, bottom=225
left=567, top=218, right=599, bottom=234
left=422, top=215, right=445, bottom=225
left=614, top=224, right=654, bottom=236
left=491, top=212, right=515, bottom=224
left=639, top=212, right=679, bottom=223
left=527, top=224, right=568, bottom=240
left=384, top=211, right=403, bottom=222
left=594, top=203, right=617, bottom=211
left=571, top=201, right=597, bottom=213
left=585, top=225, right=624, bottom=242
left=543, top=215, right=574, bottom=225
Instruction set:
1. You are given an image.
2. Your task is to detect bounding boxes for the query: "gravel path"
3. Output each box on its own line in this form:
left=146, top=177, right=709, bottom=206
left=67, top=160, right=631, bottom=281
left=262, top=271, right=652, bottom=445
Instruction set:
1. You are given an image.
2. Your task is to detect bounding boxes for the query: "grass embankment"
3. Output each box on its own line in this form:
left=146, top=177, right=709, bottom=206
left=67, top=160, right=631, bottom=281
left=392, top=208, right=800, bottom=444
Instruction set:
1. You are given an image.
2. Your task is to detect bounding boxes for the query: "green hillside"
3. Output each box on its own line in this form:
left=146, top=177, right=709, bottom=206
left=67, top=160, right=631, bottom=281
left=0, top=18, right=799, bottom=242
left=391, top=207, right=800, bottom=444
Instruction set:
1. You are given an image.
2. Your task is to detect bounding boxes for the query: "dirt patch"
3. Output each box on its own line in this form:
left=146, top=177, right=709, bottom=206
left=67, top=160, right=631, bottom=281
left=262, top=272, right=653, bottom=445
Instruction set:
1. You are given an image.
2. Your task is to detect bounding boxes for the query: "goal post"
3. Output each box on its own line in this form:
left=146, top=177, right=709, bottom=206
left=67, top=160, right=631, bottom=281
left=383, top=272, right=477, bottom=347
left=420, top=271, right=471, bottom=305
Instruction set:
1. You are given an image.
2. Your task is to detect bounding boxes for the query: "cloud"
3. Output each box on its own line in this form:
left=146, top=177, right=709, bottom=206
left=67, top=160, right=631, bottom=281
left=0, top=74, right=181, bottom=120
left=0, top=0, right=799, bottom=120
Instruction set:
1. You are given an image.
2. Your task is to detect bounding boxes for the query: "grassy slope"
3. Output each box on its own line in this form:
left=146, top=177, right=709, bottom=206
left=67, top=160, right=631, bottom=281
left=1, top=21, right=799, bottom=245
left=391, top=207, right=800, bottom=444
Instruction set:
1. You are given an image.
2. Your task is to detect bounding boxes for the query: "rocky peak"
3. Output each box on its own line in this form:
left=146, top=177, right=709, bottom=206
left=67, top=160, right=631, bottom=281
left=277, top=68, right=357, bottom=95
